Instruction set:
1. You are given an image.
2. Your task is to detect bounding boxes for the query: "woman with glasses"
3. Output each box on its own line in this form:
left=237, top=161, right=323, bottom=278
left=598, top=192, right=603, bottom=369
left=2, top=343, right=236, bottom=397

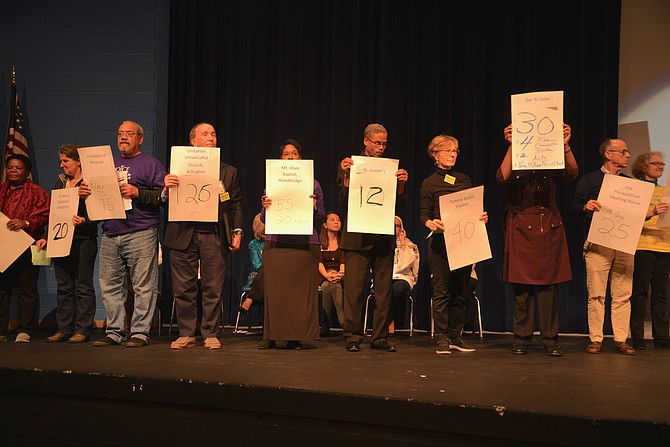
left=420, top=134, right=488, bottom=355
left=36, top=144, right=99, bottom=344
left=629, top=152, right=670, bottom=349
left=0, top=154, right=50, bottom=343
left=498, top=124, right=578, bottom=357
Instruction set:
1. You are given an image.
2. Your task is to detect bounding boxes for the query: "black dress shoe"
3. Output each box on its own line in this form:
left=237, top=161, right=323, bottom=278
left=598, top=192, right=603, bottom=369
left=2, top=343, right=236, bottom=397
left=345, top=341, right=360, bottom=352
left=511, top=344, right=527, bottom=355
left=544, top=346, right=563, bottom=357
left=371, top=341, right=397, bottom=352
left=286, top=341, right=302, bottom=350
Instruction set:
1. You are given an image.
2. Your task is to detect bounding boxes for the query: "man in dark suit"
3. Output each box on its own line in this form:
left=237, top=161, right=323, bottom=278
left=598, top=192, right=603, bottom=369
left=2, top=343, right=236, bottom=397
left=163, top=122, right=243, bottom=350
left=337, top=123, right=408, bottom=352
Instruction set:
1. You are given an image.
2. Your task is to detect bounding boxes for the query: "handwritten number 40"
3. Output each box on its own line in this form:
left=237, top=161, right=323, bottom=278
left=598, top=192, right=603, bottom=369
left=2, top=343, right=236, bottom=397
left=451, top=221, right=475, bottom=243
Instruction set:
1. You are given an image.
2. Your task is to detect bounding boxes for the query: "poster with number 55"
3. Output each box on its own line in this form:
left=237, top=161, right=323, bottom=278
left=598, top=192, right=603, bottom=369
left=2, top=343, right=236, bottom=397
left=439, top=186, right=492, bottom=271
left=347, top=156, right=399, bottom=235
left=511, top=90, right=564, bottom=171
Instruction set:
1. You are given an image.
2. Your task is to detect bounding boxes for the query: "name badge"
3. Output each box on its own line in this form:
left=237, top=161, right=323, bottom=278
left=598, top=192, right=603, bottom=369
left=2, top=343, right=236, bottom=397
left=443, top=174, right=456, bottom=185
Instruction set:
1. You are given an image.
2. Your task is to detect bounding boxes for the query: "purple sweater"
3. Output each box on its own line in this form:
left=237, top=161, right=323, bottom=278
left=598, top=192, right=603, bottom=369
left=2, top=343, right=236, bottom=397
left=102, top=152, right=166, bottom=237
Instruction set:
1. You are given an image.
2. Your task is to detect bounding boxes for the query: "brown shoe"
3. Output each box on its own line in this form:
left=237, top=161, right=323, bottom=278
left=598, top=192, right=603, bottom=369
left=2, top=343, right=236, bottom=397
left=170, top=336, right=196, bottom=350
left=204, top=337, right=221, bottom=350
left=615, top=341, right=636, bottom=355
left=46, top=332, right=68, bottom=343
left=586, top=341, right=602, bottom=354
left=67, top=333, right=89, bottom=343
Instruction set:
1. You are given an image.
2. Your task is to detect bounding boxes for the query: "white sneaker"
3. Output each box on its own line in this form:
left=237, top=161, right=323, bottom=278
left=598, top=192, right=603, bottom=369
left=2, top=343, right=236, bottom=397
left=15, top=332, right=30, bottom=343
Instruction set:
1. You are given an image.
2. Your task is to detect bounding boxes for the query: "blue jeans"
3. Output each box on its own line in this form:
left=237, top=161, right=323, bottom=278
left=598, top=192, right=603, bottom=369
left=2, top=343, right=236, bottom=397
left=99, top=227, right=159, bottom=342
left=54, top=238, right=98, bottom=336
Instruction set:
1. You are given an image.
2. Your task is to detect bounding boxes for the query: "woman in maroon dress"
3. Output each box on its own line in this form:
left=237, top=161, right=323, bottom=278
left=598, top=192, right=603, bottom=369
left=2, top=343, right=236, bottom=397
left=497, top=124, right=578, bottom=356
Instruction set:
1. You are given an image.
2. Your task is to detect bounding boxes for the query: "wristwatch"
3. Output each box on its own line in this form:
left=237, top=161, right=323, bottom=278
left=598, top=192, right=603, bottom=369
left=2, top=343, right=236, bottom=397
left=233, top=229, right=244, bottom=237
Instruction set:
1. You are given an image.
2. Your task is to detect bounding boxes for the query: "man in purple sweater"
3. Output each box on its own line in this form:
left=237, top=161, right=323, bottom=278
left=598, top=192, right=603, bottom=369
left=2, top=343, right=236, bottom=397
left=80, top=121, right=166, bottom=347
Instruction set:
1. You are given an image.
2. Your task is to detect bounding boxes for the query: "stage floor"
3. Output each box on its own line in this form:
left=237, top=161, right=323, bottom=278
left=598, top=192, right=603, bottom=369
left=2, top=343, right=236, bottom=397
left=0, top=329, right=668, bottom=446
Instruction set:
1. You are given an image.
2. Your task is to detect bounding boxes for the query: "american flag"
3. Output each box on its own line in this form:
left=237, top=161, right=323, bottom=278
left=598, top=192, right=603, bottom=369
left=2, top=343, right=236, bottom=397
left=3, top=66, right=30, bottom=182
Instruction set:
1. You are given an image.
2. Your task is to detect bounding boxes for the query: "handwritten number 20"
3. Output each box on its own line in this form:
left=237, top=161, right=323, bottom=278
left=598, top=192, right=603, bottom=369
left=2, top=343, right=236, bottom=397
left=52, top=222, right=69, bottom=241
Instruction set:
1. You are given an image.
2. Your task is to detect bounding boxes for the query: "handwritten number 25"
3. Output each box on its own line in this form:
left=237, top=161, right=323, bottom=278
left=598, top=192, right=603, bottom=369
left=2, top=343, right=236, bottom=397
left=597, top=218, right=630, bottom=240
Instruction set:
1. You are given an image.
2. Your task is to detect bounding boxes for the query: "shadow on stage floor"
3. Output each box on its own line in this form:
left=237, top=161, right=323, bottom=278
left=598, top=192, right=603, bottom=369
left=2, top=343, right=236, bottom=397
left=0, top=329, right=668, bottom=446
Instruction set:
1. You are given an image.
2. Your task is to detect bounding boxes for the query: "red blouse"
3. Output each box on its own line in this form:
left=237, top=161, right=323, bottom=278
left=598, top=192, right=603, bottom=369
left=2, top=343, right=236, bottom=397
left=0, top=179, right=50, bottom=240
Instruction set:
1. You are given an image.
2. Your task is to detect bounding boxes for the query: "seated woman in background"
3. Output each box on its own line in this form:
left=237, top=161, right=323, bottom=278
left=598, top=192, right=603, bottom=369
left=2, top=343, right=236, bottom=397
left=318, top=211, right=345, bottom=337
left=36, top=144, right=99, bottom=344
left=259, top=139, right=326, bottom=349
left=239, top=213, right=265, bottom=313
left=389, top=216, right=419, bottom=336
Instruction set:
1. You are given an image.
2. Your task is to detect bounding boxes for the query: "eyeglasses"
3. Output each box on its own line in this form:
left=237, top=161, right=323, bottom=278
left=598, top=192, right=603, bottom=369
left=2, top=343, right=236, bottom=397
left=117, top=131, right=139, bottom=138
left=608, top=149, right=630, bottom=155
left=649, top=161, right=666, bottom=167
left=366, top=138, right=387, bottom=148
left=436, top=149, right=460, bottom=156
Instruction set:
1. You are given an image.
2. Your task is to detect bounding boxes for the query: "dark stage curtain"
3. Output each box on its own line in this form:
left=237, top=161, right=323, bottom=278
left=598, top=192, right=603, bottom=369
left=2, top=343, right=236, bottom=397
left=167, top=0, right=621, bottom=334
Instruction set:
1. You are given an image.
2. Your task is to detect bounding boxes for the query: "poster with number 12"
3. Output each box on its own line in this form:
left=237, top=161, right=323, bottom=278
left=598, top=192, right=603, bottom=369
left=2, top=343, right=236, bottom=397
left=511, top=90, right=564, bottom=170
left=347, top=156, right=398, bottom=235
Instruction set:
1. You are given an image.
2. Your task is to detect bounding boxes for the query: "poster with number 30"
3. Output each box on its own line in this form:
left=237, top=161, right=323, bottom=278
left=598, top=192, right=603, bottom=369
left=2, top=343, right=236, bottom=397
left=511, top=91, right=564, bottom=171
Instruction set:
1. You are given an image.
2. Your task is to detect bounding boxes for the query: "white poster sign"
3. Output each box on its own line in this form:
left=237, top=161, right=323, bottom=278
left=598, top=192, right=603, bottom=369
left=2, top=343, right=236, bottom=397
left=46, top=188, right=79, bottom=258
left=438, top=186, right=492, bottom=270
left=78, top=146, right=126, bottom=220
left=347, top=156, right=399, bottom=235
left=168, top=146, right=221, bottom=222
left=511, top=91, right=564, bottom=170
left=265, top=159, right=314, bottom=235
left=0, top=212, right=34, bottom=273
left=587, top=175, right=655, bottom=254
